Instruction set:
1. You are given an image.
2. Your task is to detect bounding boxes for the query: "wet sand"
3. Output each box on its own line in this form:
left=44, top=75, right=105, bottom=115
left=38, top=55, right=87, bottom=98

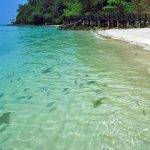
left=94, top=28, right=150, bottom=50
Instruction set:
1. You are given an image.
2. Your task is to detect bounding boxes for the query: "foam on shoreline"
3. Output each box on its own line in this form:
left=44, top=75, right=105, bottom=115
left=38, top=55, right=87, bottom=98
left=94, top=28, right=150, bottom=50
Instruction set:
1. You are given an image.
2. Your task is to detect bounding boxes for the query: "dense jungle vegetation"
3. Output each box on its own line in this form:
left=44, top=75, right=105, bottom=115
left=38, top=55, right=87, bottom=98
left=16, top=0, right=150, bottom=25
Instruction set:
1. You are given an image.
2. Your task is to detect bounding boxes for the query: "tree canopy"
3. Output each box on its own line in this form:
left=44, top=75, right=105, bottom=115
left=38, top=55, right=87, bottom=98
left=16, top=0, right=150, bottom=25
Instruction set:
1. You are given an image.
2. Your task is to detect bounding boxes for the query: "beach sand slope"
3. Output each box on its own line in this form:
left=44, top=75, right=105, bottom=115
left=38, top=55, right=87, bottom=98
left=95, top=28, right=150, bottom=50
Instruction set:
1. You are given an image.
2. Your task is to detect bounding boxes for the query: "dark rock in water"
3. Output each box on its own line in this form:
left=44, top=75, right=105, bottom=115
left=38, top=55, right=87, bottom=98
left=0, top=93, right=4, bottom=98
left=134, top=53, right=138, bottom=56
left=42, top=67, right=53, bottom=74
left=87, top=81, right=96, bottom=85
left=59, top=23, right=91, bottom=31
left=93, top=97, right=105, bottom=108
left=0, top=112, right=11, bottom=126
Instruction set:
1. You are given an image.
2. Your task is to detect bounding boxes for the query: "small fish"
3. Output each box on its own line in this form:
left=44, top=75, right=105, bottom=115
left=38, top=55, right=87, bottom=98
left=95, top=90, right=101, bottom=95
left=6, top=72, right=14, bottom=79
left=40, top=87, right=48, bottom=92
left=0, top=112, right=11, bottom=125
left=0, top=93, right=4, bottom=98
left=47, top=102, right=55, bottom=108
left=0, top=105, right=4, bottom=110
left=47, top=92, right=50, bottom=96
left=87, top=81, right=96, bottom=85
left=136, top=100, right=140, bottom=106
left=79, top=84, right=84, bottom=88
left=17, top=95, right=32, bottom=100
left=63, top=88, right=69, bottom=92
left=0, top=125, right=7, bottom=133
left=57, top=72, right=61, bottom=77
left=142, top=110, right=146, bottom=116
left=10, top=91, right=17, bottom=96
left=49, top=107, right=56, bottom=112
left=24, top=88, right=30, bottom=92
left=93, top=97, right=105, bottom=108
left=63, top=88, right=69, bottom=94
left=85, top=74, right=89, bottom=77
left=27, top=95, right=32, bottom=100
left=103, top=83, right=108, bottom=87
left=42, top=67, right=53, bottom=74
left=16, top=96, right=27, bottom=100
left=74, top=79, right=78, bottom=85
left=17, top=77, right=21, bottom=81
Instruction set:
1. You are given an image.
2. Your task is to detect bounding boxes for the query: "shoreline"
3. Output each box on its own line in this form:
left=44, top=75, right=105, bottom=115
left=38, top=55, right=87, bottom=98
left=94, top=28, right=150, bottom=50
left=5, top=24, right=61, bottom=27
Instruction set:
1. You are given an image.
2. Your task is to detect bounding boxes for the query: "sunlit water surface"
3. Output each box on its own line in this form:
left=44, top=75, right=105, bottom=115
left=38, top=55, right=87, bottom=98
left=0, top=26, right=150, bottom=150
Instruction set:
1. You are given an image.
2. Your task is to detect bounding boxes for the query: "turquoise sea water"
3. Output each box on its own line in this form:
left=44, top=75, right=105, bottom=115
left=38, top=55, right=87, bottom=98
left=0, top=26, right=150, bottom=150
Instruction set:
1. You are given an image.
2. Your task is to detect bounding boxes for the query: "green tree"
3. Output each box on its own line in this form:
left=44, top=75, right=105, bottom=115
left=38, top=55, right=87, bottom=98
left=102, top=0, right=134, bottom=14
left=15, top=0, right=150, bottom=25
left=63, top=2, right=81, bottom=16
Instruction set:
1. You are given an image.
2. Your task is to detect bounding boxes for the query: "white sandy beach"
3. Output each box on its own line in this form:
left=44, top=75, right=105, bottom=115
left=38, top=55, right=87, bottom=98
left=95, top=28, right=150, bottom=50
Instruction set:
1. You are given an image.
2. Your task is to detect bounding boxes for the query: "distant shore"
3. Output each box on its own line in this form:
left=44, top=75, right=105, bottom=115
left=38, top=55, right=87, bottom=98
left=94, top=28, right=150, bottom=50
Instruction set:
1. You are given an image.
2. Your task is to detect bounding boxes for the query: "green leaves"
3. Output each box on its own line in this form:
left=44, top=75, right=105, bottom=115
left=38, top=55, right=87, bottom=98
left=63, top=2, right=81, bottom=16
left=16, top=0, right=149, bottom=25
left=102, top=0, right=135, bottom=14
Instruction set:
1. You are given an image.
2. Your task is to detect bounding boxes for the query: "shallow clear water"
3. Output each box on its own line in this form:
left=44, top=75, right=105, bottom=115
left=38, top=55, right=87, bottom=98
left=0, top=26, right=150, bottom=150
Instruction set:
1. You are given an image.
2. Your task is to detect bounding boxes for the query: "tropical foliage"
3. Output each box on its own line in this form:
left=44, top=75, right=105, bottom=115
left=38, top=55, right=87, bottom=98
left=16, top=0, right=150, bottom=25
